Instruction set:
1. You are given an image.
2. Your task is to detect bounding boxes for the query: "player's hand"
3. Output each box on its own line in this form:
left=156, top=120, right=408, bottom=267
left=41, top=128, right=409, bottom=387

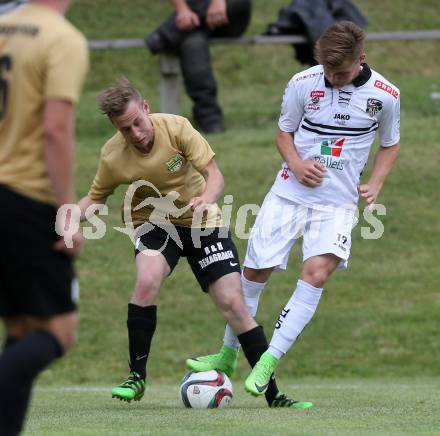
left=291, top=160, right=325, bottom=188
left=358, top=184, right=380, bottom=208
left=53, top=231, right=84, bottom=258
left=206, top=0, right=228, bottom=29
left=189, top=196, right=209, bottom=212
left=175, top=8, right=200, bottom=31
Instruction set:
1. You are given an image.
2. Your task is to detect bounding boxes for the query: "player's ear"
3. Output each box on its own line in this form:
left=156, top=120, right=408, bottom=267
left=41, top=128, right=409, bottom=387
left=359, top=52, right=366, bottom=63
left=143, top=100, right=150, bottom=114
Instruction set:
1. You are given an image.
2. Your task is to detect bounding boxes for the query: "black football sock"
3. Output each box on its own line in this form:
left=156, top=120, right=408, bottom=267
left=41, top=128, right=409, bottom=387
left=237, top=325, right=279, bottom=405
left=0, top=330, right=63, bottom=436
left=127, top=303, right=157, bottom=380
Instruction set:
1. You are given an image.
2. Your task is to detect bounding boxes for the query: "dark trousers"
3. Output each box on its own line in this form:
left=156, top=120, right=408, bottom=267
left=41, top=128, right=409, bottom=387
left=148, top=0, right=251, bottom=128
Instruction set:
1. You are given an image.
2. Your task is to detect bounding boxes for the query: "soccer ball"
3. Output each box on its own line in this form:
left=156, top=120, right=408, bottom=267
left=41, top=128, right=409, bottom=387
left=180, top=370, right=233, bottom=409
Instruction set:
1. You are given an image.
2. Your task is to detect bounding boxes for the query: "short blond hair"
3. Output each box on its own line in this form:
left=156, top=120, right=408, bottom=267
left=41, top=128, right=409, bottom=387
left=97, top=78, right=143, bottom=118
left=315, top=21, right=365, bottom=68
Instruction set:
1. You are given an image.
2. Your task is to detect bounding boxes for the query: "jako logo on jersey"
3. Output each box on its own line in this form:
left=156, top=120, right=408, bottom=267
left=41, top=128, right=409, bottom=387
left=280, top=166, right=289, bottom=180
left=334, top=113, right=350, bottom=120
left=165, top=154, right=184, bottom=172
left=366, top=98, right=383, bottom=116
left=374, top=80, right=398, bottom=98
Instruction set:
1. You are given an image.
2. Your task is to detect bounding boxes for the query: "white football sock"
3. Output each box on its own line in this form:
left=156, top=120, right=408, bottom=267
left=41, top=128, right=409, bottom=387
left=268, top=279, right=323, bottom=359
left=223, top=272, right=266, bottom=349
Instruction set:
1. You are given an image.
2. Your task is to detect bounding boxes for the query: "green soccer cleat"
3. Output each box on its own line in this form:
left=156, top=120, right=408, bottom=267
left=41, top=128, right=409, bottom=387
left=186, top=345, right=238, bottom=377
left=270, top=393, right=314, bottom=409
left=245, top=351, right=279, bottom=396
left=111, top=371, right=146, bottom=402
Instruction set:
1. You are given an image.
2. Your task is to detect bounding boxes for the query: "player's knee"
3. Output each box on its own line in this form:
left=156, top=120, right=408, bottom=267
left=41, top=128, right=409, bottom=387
left=243, top=267, right=272, bottom=283
left=58, top=330, right=77, bottom=351
left=301, top=269, right=328, bottom=288
left=135, top=272, right=161, bottom=295
left=219, top=296, right=250, bottom=323
left=46, top=313, right=78, bottom=352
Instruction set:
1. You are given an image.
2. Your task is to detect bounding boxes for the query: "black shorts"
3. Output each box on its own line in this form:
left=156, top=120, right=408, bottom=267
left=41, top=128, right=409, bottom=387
left=134, top=225, right=241, bottom=292
left=0, top=185, right=77, bottom=317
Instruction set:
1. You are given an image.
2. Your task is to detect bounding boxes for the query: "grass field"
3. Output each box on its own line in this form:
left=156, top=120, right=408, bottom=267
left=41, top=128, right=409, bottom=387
left=25, top=378, right=440, bottom=435
left=4, top=0, right=440, bottom=434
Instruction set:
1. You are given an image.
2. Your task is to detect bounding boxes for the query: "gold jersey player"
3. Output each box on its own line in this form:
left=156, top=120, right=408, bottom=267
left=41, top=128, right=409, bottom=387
left=79, top=78, right=311, bottom=408
left=0, top=0, right=88, bottom=434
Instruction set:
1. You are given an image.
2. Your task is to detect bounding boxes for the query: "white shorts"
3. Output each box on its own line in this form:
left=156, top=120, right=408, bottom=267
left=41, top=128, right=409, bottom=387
left=244, top=191, right=357, bottom=271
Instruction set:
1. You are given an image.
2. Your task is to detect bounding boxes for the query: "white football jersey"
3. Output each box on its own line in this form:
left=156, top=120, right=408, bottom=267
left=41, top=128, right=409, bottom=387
left=272, top=64, right=400, bottom=208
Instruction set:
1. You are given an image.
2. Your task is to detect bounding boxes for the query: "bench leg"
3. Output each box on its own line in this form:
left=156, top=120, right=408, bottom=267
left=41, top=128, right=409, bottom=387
left=159, top=54, right=181, bottom=115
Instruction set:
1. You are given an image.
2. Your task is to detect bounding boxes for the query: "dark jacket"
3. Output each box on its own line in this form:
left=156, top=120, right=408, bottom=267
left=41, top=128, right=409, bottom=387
left=265, top=0, right=368, bottom=65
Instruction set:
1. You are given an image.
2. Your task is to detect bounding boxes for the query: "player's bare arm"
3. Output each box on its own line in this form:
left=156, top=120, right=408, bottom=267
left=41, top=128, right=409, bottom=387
left=78, top=195, right=108, bottom=222
left=44, top=99, right=76, bottom=207
left=189, top=158, right=224, bottom=211
left=276, top=129, right=325, bottom=188
left=44, top=99, right=84, bottom=257
left=358, top=143, right=399, bottom=205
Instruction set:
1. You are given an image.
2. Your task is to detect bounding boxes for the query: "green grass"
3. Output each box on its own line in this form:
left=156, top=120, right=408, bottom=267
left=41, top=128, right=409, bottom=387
left=3, top=1, right=440, bottom=433
left=25, top=378, right=440, bottom=435
left=27, top=0, right=438, bottom=385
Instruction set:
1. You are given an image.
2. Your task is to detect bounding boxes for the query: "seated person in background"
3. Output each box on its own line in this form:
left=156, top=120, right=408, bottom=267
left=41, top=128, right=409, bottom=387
left=146, top=0, right=251, bottom=134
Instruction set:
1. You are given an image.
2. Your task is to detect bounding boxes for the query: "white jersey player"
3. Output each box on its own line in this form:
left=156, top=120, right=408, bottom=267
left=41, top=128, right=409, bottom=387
left=187, top=21, right=400, bottom=400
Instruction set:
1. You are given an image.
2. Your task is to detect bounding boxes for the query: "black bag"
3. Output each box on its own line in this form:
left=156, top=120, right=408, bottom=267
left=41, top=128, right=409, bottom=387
left=264, top=0, right=368, bottom=65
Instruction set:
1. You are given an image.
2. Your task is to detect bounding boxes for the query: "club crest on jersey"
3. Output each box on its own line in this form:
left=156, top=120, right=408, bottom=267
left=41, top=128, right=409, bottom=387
left=366, top=98, right=383, bottom=116
left=165, top=154, right=184, bottom=172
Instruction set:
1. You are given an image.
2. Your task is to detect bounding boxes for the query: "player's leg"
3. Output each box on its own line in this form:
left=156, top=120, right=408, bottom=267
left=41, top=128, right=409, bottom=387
left=0, top=186, right=78, bottom=434
left=185, top=225, right=310, bottom=407
left=245, top=207, right=355, bottom=397
left=207, top=272, right=272, bottom=388
left=209, top=272, right=311, bottom=407
left=0, top=314, right=72, bottom=435
left=187, top=191, right=300, bottom=373
left=186, top=267, right=272, bottom=376
left=111, top=248, right=171, bottom=402
left=245, top=254, right=338, bottom=396
left=112, top=224, right=183, bottom=402
left=221, top=267, right=273, bottom=349
left=2, top=315, right=33, bottom=351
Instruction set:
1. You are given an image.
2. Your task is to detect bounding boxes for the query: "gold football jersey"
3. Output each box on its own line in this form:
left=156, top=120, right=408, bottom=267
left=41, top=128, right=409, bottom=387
left=0, top=3, right=89, bottom=204
left=88, top=114, right=222, bottom=228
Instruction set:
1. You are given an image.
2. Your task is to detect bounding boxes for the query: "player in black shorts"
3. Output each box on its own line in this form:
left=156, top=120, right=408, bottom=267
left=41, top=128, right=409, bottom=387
left=0, top=0, right=89, bottom=434
left=78, top=79, right=293, bottom=406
